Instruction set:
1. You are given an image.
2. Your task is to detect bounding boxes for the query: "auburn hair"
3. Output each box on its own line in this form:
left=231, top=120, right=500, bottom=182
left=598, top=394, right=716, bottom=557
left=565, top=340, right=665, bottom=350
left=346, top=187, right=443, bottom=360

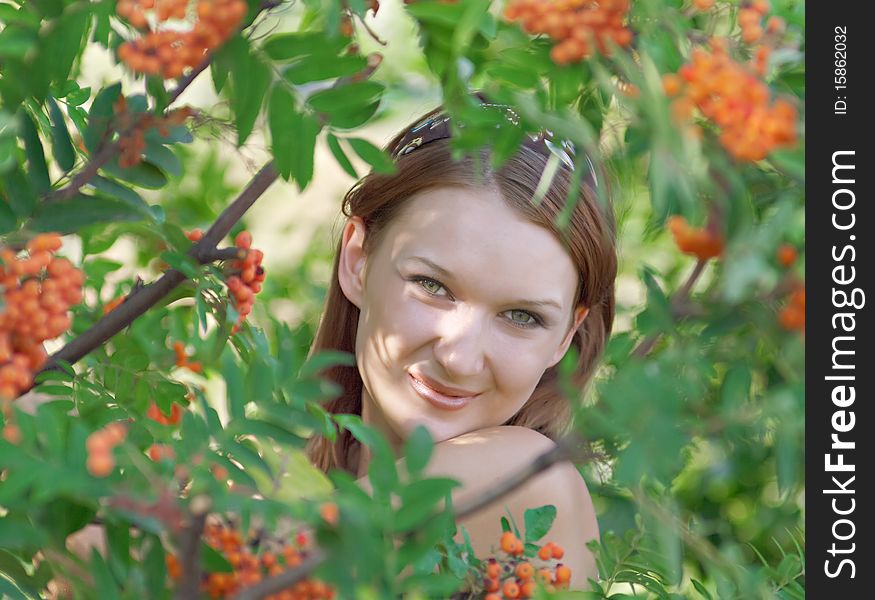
left=305, top=100, right=617, bottom=476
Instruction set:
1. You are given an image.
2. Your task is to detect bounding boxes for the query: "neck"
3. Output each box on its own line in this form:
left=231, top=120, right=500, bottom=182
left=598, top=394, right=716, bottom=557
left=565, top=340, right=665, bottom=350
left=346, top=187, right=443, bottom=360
left=357, top=386, right=404, bottom=478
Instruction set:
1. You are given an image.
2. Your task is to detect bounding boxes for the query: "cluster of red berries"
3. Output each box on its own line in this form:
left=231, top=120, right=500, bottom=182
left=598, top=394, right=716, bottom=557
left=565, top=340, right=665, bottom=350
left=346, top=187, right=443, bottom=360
left=185, top=229, right=265, bottom=334
left=480, top=532, right=571, bottom=598
left=86, top=422, right=128, bottom=477
left=661, top=37, right=797, bottom=161
left=166, top=522, right=336, bottom=599
left=737, top=1, right=787, bottom=79
left=502, top=0, right=633, bottom=65
left=117, top=0, right=247, bottom=79
left=736, top=0, right=783, bottom=46
left=226, top=232, right=265, bottom=332
left=0, top=234, right=83, bottom=406
left=667, top=215, right=724, bottom=261
left=112, top=95, right=195, bottom=168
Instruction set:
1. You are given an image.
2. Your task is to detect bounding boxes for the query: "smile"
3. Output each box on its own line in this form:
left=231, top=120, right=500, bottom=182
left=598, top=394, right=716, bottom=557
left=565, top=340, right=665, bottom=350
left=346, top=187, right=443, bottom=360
left=408, top=373, right=478, bottom=411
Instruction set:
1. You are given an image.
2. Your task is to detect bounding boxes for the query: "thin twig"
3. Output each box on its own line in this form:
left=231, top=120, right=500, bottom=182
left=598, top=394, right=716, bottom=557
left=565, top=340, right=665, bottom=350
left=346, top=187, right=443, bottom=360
left=228, top=548, right=327, bottom=600
left=631, top=258, right=707, bottom=358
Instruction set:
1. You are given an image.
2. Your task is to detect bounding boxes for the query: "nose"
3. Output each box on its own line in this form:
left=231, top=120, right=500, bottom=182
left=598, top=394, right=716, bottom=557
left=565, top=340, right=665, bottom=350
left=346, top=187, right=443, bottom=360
left=432, top=306, right=488, bottom=378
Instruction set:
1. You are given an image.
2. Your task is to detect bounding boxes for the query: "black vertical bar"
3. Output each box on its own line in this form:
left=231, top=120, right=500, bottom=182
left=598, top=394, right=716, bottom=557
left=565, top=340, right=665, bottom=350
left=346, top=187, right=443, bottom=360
left=807, top=1, right=871, bottom=595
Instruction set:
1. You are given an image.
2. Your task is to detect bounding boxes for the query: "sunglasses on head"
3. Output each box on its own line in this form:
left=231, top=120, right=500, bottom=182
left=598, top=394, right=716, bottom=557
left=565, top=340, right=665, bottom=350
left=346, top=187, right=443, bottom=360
left=389, top=95, right=599, bottom=191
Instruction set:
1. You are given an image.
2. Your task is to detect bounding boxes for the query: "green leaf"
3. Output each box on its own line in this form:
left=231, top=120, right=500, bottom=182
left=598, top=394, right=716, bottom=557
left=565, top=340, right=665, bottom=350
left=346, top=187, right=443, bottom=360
left=0, top=198, right=16, bottom=233
left=46, top=96, right=76, bottom=171
left=263, top=31, right=349, bottom=62
left=282, top=108, right=322, bottom=190
left=159, top=251, right=201, bottom=278
left=326, top=133, right=358, bottom=178
left=393, top=478, right=460, bottom=532
left=101, top=156, right=168, bottom=189
left=201, top=542, right=234, bottom=573
left=347, top=137, right=395, bottom=174
left=227, top=36, right=272, bottom=146
left=142, top=143, right=182, bottom=179
left=306, top=81, right=384, bottom=127
left=268, top=85, right=298, bottom=181
left=90, top=549, right=120, bottom=600
left=0, top=26, right=37, bottom=59
left=66, top=86, right=91, bottom=106
left=27, top=193, right=146, bottom=233
left=85, top=83, right=122, bottom=152
left=18, top=109, right=51, bottom=195
left=402, top=425, right=434, bottom=479
left=298, top=349, right=356, bottom=379
left=39, top=4, right=91, bottom=90
left=0, top=166, right=35, bottom=218
left=0, top=577, right=29, bottom=600
left=226, top=419, right=305, bottom=447
left=222, top=350, right=247, bottom=421
left=523, top=505, right=557, bottom=543
left=283, top=54, right=368, bottom=85
left=88, top=175, right=155, bottom=221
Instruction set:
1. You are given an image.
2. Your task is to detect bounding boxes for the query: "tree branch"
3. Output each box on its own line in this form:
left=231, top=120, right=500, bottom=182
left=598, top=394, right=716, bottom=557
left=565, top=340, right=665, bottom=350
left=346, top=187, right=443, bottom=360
left=631, top=258, right=707, bottom=358
left=32, top=162, right=277, bottom=380
left=175, top=511, right=208, bottom=600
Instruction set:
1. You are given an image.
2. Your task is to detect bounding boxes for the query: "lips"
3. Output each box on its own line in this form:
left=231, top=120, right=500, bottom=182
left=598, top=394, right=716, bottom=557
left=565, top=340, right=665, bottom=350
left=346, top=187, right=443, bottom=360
left=408, top=372, right=480, bottom=411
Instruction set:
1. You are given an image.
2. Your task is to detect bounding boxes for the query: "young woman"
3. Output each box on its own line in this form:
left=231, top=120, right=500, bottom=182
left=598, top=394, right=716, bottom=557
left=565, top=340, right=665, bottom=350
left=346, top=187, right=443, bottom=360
left=305, top=92, right=618, bottom=588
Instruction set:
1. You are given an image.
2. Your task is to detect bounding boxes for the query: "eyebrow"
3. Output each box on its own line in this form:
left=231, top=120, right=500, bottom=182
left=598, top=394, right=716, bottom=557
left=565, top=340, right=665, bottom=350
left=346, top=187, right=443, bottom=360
left=406, top=256, right=564, bottom=312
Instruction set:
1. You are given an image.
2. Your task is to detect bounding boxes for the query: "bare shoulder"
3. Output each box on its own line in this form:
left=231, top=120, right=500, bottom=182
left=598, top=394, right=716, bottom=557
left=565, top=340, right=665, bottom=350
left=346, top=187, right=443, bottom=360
left=429, top=426, right=600, bottom=589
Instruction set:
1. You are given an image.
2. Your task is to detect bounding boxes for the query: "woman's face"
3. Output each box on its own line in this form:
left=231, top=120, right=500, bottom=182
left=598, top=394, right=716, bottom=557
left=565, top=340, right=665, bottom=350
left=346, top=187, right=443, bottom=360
left=338, top=186, right=589, bottom=451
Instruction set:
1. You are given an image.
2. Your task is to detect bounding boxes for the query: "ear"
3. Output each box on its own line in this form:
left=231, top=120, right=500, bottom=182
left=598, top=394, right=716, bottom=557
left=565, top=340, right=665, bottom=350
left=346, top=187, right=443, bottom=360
left=547, top=305, right=590, bottom=369
left=337, top=216, right=368, bottom=309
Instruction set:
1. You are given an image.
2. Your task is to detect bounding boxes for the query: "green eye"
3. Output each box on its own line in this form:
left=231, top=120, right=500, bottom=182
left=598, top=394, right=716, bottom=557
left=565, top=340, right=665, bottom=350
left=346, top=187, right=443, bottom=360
left=416, top=278, right=444, bottom=295
left=508, top=310, right=535, bottom=325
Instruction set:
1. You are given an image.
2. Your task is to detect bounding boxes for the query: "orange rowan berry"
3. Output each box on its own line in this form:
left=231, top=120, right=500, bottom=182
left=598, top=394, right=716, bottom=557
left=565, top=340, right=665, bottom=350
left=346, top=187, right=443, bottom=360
left=516, top=561, right=535, bottom=580
left=662, top=73, right=683, bottom=97
left=555, top=563, right=572, bottom=583
left=550, top=543, right=565, bottom=559
left=693, top=0, right=714, bottom=11
left=148, top=443, right=175, bottom=461
left=750, top=0, right=770, bottom=15
left=186, top=228, right=205, bottom=242
left=520, top=580, right=536, bottom=597
left=503, top=579, right=521, bottom=598
left=500, top=531, right=520, bottom=554
left=765, top=15, right=785, bottom=35
left=235, top=231, right=252, bottom=250
left=319, top=502, right=339, bottom=526
left=484, top=595, right=502, bottom=600
left=87, top=450, right=114, bottom=477
left=2, top=423, right=22, bottom=444
left=537, top=567, right=554, bottom=584
left=538, top=544, right=553, bottom=560
left=104, top=422, right=127, bottom=445
left=486, top=560, right=502, bottom=579
left=484, top=576, right=500, bottom=592
left=777, top=243, right=797, bottom=267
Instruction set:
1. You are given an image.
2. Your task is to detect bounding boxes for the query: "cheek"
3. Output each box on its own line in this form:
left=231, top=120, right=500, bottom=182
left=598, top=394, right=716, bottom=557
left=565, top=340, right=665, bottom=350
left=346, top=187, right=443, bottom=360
left=358, top=284, right=437, bottom=362
left=489, top=341, right=554, bottom=397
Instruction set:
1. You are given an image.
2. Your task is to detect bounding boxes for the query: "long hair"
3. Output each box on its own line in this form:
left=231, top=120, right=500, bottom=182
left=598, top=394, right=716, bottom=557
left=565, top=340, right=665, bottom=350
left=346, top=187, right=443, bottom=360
left=305, top=101, right=617, bottom=476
